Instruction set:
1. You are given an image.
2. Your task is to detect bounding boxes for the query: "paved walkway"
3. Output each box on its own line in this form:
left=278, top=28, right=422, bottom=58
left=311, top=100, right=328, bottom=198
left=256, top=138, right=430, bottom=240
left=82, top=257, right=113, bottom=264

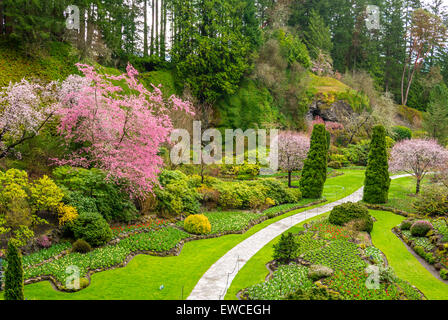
left=187, top=174, right=411, bottom=300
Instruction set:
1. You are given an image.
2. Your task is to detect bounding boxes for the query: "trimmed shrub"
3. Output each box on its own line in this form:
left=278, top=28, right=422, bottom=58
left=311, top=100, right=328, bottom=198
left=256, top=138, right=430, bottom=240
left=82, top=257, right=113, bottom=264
left=342, top=141, right=370, bottom=166
left=410, top=220, right=433, bottom=237
left=258, top=179, right=298, bottom=204
left=71, top=239, right=92, bottom=254
left=300, top=124, right=328, bottom=199
left=287, top=188, right=302, bottom=203
left=400, top=220, right=414, bottom=231
left=329, top=202, right=373, bottom=233
left=363, top=125, right=391, bottom=204
left=350, top=218, right=374, bottom=234
left=328, top=161, right=342, bottom=169
left=413, top=185, right=448, bottom=217
left=154, top=170, right=201, bottom=217
left=414, top=245, right=436, bottom=264
left=273, top=233, right=299, bottom=264
left=4, top=241, right=24, bottom=300
left=184, top=214, right=212, bottom=235
left=53, top=166, right=137, bottom=223
left=70, top=212, right=113, bottom=246
left=392, top=126, right=412, bottom=141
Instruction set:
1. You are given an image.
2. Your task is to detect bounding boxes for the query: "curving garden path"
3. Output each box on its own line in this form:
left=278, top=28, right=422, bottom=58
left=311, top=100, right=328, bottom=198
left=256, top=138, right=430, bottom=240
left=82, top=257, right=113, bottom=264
left=187, top=174, right=411, bottom=300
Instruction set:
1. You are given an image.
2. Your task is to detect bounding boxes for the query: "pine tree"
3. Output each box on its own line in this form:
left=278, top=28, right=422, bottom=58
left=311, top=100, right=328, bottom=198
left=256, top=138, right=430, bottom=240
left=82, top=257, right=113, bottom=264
left=299, top=124, right=328, bottom=199
left=305, top=9, right=333, bottom=58
left=363, top=125, right=391, bottom=204
left=242, top=0, right=261, bottom=50
left=4, top=241, right=24, bottom=301
left=424, top=83, right=448, bottom=145
left=3, top=0, right=68, bottom=47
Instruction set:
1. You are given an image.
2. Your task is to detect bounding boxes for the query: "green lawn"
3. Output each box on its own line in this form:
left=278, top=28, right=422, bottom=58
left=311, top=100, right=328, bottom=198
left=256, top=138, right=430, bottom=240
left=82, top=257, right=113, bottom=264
left=381, top=175, right=432, bottom=214
left=370, top=210, right=448, bottom=300
left=1, top=168, right=366, bottom=300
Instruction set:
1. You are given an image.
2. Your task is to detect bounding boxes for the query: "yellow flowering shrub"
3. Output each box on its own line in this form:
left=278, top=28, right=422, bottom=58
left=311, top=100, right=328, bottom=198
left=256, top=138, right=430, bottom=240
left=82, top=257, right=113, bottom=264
left=58, top=204, right=79, bottom=226
left=184, top=214, right=212, bottom=235
left=265, top=197, right=276, bottom=207
left=0, top=168, right=29, bottom=189
left=30, top=175, right=65, bottom=212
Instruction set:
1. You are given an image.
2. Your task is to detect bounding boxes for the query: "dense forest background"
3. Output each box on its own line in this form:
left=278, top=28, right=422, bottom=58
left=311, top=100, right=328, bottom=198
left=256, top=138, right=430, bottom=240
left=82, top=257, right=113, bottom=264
left=0, top=0, right=447, bottom=137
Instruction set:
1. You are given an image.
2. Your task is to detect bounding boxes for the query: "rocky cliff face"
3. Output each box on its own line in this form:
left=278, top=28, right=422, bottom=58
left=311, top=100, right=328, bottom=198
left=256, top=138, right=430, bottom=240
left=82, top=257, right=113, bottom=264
left=306, top=99, right=354, bottom=123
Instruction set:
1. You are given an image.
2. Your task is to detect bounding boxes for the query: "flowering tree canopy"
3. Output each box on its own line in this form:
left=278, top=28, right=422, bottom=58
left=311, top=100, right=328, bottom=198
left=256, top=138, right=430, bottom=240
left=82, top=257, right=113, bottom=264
left=56, top=63, right=193, bottom=197
left=0, top=79, right=59, bottom=159
left=278, top=131, right=310, bottom=187
left=389, top=139, right=448, bottom=194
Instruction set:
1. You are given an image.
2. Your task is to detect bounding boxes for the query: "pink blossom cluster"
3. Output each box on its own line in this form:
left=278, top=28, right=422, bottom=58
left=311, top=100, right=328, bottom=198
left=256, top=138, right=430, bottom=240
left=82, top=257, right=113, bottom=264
left=0, top=79, right=59, bottom=149
left=310, top=116, right=344, bottom=134
left=389, top=139, right=448, bottom=178
left=56, top=63, right=193, bottom=198
left=277, top=131, right=310, bottom=172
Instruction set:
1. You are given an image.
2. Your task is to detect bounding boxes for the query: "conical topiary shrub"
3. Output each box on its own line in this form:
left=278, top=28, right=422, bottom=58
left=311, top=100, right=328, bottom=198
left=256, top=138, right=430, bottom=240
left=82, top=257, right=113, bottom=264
left=299, top=124, right=328, bottom=198
left=4, top=241, right=24, bottom=300
left=363, top=125, right=391, bottom=204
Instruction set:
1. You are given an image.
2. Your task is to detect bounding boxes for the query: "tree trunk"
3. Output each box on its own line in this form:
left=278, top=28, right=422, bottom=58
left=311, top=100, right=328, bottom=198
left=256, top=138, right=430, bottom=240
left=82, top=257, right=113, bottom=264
left=288, top=172, right=292, bottom=188
left=150, top=0, right=154, bottom=55
left=78, top=7, right=86, bottom=54
left=155, top=0, right=159, bottom=56
left=416, top=177, right=421, bottom=195
left=86, top=5, right=94, bottom=50
left=160, top=0, right=166, bottom=58
left=144, top=0, right=148, bottom=56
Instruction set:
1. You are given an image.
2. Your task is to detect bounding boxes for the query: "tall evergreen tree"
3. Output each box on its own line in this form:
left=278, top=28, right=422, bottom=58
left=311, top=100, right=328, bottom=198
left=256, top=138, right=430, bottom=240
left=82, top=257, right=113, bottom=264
left=305, top=9, right=332, bottom=59
left=363, top=125, right=391, bottom=204
left=424, top=83, right=448, bottom=145
left=382, top=0, right=406, bottom=97
left=4, top=241, right=24, bottom=301
left=242, top=0, right=261, bottom=50
left=3, top=0, right=68, bottom=48
left=299, top=124, right=328, bottom=199
left=170, top=0, right=251, bottom=103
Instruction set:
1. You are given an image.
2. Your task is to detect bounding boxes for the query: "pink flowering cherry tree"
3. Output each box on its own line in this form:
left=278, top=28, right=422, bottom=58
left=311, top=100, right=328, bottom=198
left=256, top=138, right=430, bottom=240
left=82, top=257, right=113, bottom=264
left=56, top=63, right=193, bottom=198
left=389, top=139, right=448, bottom=194
left=0, top=79, right=60, bottom=159
left=277, top=131, right=310, bottom=187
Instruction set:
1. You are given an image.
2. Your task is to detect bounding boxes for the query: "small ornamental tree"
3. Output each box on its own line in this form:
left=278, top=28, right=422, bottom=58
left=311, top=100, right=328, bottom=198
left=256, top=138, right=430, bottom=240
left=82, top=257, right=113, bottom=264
left=363, top=125, right=391, bottom=204
left=4, top=241, right=24, bottom=300
left=277, top=132, right=310, bottom=187
left=56, top=64, right=193, bottom=198
left=389, top=139, right=448, bottom=194
left=299, top=124, right=328, bottom=198
left=0, top=79, right=60, bottom=159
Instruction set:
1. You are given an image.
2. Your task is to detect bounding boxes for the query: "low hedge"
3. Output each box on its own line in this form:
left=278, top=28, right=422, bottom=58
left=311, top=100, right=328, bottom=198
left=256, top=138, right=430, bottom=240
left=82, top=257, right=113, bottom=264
left=329, top=202, right=373, bottom=233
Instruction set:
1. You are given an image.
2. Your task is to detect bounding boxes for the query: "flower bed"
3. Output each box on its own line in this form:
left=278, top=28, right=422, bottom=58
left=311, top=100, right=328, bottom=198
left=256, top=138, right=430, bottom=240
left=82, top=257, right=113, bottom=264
left=111, top=218, right=170, bottom=237
left=394, top=219, right=448, bottom=274
left=242, top=218, right=424, bottom=300
left=24, top=227, right=190, bottom=289
left=244, top=264, right=314, bottom=300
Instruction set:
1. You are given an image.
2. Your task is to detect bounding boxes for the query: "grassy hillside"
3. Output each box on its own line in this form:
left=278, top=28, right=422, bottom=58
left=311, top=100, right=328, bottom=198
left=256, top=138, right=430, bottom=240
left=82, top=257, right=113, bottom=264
left=0, top=41, right=79, bottom=87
